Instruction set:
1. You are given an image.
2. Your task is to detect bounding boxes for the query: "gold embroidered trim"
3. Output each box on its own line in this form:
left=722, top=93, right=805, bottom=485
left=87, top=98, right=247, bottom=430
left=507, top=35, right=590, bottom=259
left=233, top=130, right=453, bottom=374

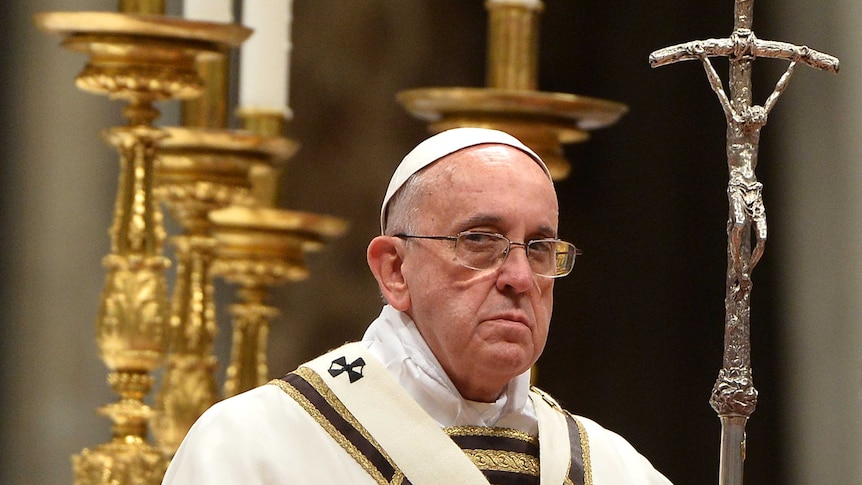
left=530, top=386, right=564, bottom=412
left=271, top=372, right=592, bottom=485
left=444, top=425, right=538, bottom=445
left=268, top=373, right=402, bottom=485
left=462, top=449, right=539, bottom=476
left=572, top=415, right=593, bottom=485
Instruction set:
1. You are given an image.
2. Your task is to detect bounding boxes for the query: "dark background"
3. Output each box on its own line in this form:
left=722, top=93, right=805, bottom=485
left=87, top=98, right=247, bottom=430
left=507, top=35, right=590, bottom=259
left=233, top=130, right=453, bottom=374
left=4, top=1, right=846, bottom=484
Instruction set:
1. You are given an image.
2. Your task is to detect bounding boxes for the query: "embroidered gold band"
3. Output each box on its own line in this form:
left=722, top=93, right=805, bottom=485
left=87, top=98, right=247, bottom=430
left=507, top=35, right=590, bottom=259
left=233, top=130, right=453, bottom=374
left=446, top=426, right=540, bottom=484
left=271, top=370, right=588, bottom=485
left=270, top=370, right=410, bottom=485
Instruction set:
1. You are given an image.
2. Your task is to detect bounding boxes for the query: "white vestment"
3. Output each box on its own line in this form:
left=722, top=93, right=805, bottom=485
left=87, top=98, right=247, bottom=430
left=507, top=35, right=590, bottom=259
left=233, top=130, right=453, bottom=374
left=163, top=306, right=672, bottom=484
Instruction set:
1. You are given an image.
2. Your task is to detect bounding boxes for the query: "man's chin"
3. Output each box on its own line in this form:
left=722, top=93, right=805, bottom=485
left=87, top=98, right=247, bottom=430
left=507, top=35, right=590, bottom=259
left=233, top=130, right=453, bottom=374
left=480, top=343, right=534, bottom=376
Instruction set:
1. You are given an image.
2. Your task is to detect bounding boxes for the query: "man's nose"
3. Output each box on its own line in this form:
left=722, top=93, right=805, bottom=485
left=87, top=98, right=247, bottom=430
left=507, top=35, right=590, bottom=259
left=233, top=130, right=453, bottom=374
left=496, top=243, right=534, bottom=292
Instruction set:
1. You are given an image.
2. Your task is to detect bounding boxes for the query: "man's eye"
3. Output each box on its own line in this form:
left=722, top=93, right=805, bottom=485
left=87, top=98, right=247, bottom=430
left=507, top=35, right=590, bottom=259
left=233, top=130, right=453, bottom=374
left=460, top=233, right=500, bottom=249
left=462, top=233, right=494, bottom=242
left=529, top=241, right=555, bottom=253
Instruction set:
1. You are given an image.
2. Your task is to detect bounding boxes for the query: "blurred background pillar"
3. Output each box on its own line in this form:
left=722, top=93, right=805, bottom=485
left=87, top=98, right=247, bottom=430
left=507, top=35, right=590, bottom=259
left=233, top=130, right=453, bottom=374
left=769, top=0, right=862, bottom=483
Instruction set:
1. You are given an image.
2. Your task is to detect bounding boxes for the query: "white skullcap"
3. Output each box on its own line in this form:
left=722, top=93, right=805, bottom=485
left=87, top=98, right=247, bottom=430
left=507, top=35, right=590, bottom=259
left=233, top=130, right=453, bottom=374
left=380, top=127, right=550, bottom=233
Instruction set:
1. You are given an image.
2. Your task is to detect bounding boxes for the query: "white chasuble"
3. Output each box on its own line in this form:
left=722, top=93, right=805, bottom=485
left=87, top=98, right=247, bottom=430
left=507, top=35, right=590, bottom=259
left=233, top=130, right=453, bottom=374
left=163, top=307, right=671, bottom=485
left=272, top=342, right=583, bottom=484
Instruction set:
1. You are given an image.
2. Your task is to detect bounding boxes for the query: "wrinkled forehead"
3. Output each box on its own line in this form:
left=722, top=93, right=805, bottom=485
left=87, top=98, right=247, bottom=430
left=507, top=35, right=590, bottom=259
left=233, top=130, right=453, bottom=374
left=380, top=127, right=550, bottom=232
left=422, top=149, right=560, bottom=232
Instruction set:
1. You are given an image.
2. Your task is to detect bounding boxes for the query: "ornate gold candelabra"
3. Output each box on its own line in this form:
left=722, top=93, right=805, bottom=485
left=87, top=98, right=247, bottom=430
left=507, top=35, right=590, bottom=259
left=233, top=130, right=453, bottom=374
left=398, top=0, right=627, bottom=180
left=210, top=205, right=348, bottom=397
left=151, top=127, right=296, bottom=456
left=152, top=17, right=346, bottom=446
left=34, top=11, right=249, bottom=484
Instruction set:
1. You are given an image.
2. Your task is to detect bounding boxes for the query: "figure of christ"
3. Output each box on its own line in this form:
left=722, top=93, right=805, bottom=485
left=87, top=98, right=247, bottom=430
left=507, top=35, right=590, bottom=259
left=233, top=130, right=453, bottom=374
left=692, top=41, right=800, bottom=286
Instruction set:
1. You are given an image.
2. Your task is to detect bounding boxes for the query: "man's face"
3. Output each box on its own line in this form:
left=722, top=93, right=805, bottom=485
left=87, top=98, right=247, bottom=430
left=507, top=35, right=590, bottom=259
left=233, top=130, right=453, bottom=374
left=398, top=144, right=558, bottom=402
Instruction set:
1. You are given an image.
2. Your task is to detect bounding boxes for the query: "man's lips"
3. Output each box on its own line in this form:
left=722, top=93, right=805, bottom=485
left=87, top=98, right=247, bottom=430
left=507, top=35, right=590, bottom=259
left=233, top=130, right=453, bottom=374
left=484, top=312, right=531, bottom=327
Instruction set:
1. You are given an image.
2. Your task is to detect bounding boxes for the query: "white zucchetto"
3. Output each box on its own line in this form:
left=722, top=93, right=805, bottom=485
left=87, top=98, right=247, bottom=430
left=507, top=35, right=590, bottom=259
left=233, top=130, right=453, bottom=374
left=380, top=127, right=550, bottom=233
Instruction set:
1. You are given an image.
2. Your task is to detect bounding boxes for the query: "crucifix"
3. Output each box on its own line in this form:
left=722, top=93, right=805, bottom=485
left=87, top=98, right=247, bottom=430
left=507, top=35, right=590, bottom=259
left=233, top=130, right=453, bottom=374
left=649, top=1, right=838, bottom=484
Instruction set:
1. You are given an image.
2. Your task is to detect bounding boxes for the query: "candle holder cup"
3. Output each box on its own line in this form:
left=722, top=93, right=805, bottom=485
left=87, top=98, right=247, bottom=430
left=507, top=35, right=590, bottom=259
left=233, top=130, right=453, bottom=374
left=209, top=206, right=347, bottom=398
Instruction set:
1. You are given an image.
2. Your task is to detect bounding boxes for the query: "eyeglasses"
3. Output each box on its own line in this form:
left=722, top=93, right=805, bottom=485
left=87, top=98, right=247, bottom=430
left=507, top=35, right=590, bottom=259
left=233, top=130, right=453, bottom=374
left=394, top=231, right=580, bottom=278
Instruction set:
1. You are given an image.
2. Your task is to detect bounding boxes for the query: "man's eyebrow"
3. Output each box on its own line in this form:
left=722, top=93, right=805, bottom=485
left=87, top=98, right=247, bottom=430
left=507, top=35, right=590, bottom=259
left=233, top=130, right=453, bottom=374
left=461, top=214, right=503, bottom=227
left=460, top=215, right=557, bottom=237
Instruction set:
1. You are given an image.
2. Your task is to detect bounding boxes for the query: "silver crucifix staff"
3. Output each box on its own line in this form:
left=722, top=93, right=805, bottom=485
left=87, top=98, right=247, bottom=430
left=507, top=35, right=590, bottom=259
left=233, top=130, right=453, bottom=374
left=648, top=1, right=838, bottom=484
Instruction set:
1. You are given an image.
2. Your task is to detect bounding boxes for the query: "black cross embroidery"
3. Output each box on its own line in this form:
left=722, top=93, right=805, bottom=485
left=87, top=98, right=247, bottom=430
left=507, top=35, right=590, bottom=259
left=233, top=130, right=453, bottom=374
left=328, top=356, right=366, bottom=383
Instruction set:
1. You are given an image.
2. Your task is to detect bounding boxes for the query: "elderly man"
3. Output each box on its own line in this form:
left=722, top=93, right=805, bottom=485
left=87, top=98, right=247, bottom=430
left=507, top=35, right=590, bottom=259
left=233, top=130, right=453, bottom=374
left=162, top=128, right=671, bottom=484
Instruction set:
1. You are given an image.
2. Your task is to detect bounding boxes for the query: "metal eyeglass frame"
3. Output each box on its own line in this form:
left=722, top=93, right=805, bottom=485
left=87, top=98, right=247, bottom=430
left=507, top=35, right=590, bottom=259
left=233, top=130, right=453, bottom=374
left=393, top=230, right=579, bottom=278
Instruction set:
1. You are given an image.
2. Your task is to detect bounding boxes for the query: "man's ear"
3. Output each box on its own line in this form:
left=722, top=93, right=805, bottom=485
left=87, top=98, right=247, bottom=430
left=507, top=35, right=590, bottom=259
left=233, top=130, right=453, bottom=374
left=367, top=236, right=411, bottom=311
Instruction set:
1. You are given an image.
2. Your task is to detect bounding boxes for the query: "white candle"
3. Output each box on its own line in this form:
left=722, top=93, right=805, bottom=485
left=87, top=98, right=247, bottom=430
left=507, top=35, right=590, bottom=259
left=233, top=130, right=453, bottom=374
left=239, top=0, right=294, bottom=117
left=183, top=0, right=234, bottom=23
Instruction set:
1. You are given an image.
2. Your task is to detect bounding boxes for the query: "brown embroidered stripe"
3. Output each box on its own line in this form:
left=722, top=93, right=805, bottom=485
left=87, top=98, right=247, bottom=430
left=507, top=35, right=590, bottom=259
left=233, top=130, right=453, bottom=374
left=445, top=427, right=540, bottom=485
left=446, top=429, right=539, bottom=457
left=279, top=372, right=411, bottom=485
left=565, top=413, right=588, bottom=485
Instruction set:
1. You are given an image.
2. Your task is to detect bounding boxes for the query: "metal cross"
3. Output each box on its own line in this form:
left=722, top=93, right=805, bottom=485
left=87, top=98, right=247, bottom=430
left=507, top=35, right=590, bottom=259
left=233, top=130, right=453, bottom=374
left=649, top=1, right=838, bottom=484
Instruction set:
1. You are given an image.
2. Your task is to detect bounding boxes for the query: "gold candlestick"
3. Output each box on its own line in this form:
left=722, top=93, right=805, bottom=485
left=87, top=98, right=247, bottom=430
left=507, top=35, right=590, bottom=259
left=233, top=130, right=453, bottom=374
left=119, top=0, right=166, bottom=15
left=151, top=127, right=297, bottom=456
left=398, top=0, right=627, bottom=180
left=237, top=109, right=291, bottom=206
left=181, top=54, right=231, bottom=128
left=210, top=206, right=347, bottom=397
left=34, top=11, right=249, bottom=485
